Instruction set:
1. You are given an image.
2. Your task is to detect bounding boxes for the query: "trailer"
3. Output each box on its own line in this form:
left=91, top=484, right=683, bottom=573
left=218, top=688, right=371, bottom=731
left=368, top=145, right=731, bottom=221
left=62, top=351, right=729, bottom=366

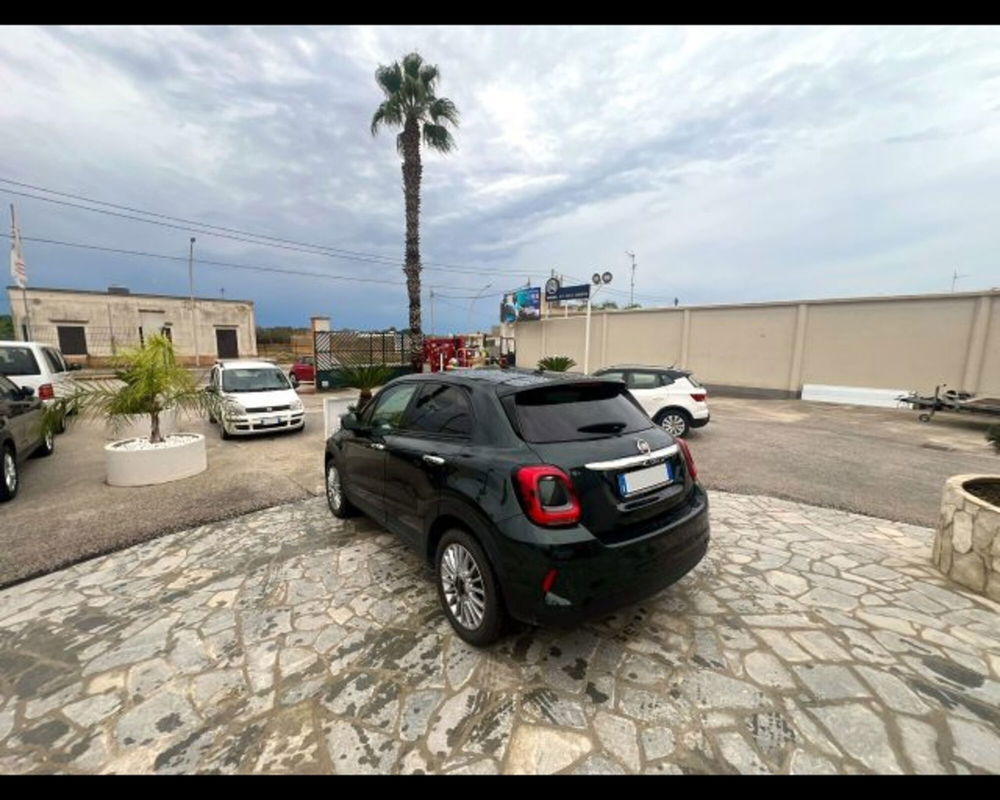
left=898, top=384, right=1000, bottom=423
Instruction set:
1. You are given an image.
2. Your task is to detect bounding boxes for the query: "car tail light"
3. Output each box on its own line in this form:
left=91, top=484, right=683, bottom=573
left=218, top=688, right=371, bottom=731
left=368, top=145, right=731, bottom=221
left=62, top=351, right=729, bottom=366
left=690, top=393, right=706, bottom=402
left=541, top=568, right=559, bottom=593
left=513, top=465, right=581, bottom=526
left=37, top=383, right=54, bottom=400
left=676, top=438, right=698, bottom=481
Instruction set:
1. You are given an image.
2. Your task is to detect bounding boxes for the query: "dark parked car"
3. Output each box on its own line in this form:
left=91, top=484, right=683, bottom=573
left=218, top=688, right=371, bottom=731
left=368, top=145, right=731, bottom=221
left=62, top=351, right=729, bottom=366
left=324, top=368, right=709, bottom=645
left=0, top=374, right=55, bottom=502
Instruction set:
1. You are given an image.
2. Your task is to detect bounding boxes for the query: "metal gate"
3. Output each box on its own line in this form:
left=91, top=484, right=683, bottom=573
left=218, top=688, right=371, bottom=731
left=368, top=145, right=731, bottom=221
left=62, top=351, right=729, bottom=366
left=313, top=329, right=419, bottom=391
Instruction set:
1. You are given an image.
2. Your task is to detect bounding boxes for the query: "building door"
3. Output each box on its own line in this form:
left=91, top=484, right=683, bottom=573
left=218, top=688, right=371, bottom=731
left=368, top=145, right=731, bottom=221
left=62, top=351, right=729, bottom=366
left=216, top=328, right=238, bottom=358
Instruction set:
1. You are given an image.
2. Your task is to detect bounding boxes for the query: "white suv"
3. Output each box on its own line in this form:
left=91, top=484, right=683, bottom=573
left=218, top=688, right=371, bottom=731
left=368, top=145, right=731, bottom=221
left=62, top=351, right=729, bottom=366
left=0, top=340, right=80, bottom=406
left=207, top=360, right=304, bottom=439
left=592, top=364, right=710, bottom=438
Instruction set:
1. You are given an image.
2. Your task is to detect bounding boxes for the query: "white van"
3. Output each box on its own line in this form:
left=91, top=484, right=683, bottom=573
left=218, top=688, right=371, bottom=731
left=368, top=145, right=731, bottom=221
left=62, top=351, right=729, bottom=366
left=0, top=341, right=80, bottom=405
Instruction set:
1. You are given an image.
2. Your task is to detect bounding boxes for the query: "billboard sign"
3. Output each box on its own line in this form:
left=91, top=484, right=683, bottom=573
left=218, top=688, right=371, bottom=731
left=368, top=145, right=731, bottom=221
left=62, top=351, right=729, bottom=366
left=553, top=283, right=591, bottom=302
left=500, top=287, right=541, bottom=323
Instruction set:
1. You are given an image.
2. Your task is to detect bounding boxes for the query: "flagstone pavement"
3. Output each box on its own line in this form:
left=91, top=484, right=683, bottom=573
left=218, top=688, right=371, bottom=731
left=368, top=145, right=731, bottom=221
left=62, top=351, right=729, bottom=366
left=1, top=491, right=998, bottom=774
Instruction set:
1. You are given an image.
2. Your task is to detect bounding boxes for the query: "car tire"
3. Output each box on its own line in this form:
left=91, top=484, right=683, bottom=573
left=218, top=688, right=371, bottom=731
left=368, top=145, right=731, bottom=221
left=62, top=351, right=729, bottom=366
left=33, top=429, right=55, bottom=458
left=655, top=408, right=691, bottom=438
left=0, top=444, right=19, bottom=502
left=435, top=529, right=506, bottom=647
left=325, top=459, right=357, bottom=518
left=289, top=372, right=299, bottom=388
left=220, top=421, right=232, bottom=440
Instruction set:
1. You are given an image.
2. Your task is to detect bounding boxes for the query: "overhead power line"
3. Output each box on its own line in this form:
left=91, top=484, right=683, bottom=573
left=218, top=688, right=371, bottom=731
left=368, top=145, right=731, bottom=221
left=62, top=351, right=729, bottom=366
left=0, top=232, right=455, bottom=290
left=0, top=176, right=676, bottom=305
left=0, top=179, right=538, bottom=278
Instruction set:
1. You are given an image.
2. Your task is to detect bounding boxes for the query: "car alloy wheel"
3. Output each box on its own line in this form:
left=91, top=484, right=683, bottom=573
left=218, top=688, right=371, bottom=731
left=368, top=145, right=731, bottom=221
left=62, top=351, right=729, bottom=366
left=326, top=463, right=342, bottom=511
left=659, top=412, right=689, bottom=438
left=440, top=543, right=487, bottom=630
left=2, top=448, right=17, bottom=497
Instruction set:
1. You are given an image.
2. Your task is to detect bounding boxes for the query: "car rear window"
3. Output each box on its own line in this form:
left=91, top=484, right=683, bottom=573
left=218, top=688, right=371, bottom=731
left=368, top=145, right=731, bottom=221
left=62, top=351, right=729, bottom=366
left=0, top=346, right=41, bottom=376
left=509, top=381, right=652, bottom=443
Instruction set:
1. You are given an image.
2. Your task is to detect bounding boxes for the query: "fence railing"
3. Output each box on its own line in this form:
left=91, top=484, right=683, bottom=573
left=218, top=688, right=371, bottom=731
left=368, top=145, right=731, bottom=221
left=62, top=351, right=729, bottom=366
left=313, top=330, right=420, bottom=371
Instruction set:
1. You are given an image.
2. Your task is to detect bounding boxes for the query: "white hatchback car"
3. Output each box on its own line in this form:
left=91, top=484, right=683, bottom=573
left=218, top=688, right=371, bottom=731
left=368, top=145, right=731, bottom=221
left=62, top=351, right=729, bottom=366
left=0, top=340, right=80, bottom=406
left=207, top=360, right=305, bottom=439
left=592, top=364, right=710, bottom=438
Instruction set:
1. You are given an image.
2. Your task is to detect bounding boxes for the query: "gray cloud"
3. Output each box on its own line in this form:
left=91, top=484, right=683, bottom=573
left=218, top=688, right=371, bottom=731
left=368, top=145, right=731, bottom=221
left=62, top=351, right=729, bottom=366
left=2, top=25, right=999, bottom=330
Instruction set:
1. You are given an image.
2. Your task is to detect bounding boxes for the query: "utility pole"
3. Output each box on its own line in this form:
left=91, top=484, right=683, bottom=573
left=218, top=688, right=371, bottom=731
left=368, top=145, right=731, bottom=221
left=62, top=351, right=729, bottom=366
left=188, top=237, right=200, bottom=366
left=429, top=289, right=435, bottom=337
left=626, top=250, right=636, bottom=308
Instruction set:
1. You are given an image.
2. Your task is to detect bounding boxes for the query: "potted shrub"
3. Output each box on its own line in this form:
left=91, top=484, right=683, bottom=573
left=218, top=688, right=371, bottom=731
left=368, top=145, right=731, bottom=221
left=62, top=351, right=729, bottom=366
left=338, top=363, right=394, bottom=408
left=538, top=355, right=577, bottom=372
left=48, top=334, right=229, bottom=487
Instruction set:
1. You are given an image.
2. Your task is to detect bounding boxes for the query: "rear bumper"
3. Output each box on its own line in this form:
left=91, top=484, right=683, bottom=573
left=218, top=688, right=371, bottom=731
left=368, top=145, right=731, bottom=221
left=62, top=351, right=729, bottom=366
left=690, top=412, right=710, bottom=428
left=495, top=487, right=710, bottom=627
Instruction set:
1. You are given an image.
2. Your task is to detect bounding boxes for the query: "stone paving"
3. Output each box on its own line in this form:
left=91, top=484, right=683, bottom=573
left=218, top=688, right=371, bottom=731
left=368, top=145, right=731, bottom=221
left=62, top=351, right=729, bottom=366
left=1, top=491, right=999, bottom=774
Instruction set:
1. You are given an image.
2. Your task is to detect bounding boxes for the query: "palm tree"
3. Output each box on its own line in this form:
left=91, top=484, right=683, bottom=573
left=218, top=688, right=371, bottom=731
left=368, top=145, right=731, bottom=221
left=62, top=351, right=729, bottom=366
left=371, top=52, right=459, bottom=365
left=43, top=334, right=229, bottom=443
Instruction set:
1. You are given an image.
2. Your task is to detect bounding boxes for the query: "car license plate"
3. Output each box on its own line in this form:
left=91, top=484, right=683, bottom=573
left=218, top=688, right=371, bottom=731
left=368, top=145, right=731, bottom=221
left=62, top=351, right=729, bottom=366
left=260, top=417, right=279, bottom=425
left=618, top=461, right=673, bottom=496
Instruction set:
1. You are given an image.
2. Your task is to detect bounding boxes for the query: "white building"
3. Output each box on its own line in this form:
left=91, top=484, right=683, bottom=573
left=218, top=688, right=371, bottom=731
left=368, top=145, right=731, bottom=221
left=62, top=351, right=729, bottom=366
left=6, top=285, right=257, bottom=365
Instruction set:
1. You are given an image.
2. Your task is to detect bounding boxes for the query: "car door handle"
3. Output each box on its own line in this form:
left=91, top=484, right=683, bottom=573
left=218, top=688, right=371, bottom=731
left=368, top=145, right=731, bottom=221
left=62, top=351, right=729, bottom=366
left=370, top=442, right=386, bottom=451
left=422, top=454, right=445, bottom=466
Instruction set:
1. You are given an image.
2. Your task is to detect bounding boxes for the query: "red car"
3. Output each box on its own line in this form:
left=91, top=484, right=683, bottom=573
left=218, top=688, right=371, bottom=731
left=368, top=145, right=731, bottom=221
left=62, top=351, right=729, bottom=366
left=288, top=356, right=315, bottom=387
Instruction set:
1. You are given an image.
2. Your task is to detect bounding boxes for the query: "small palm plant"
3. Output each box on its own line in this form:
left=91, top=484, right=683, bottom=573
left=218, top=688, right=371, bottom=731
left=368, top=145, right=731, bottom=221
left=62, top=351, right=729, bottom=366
left=339, top=363, right=394, bottom=408
left=45, top=334, right=228, bottom=443
left=538, top=355, right=577, bottom=372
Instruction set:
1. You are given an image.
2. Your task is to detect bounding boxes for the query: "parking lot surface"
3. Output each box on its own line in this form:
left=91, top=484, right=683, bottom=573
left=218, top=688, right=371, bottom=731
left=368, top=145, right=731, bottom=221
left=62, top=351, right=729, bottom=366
left=1, top=491, right=998, bottom=774
left=1, top=392, right=996, bottom=588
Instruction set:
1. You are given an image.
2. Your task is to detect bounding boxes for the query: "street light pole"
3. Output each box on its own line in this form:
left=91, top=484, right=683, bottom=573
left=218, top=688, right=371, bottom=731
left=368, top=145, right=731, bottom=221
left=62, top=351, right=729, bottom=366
left=466, top=282, right=494, bottom=331
left=188, top=237, right=200, bottom=366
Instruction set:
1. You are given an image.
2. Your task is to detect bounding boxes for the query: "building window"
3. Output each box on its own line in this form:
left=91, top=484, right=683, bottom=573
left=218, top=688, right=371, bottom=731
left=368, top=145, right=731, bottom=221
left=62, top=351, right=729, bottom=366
left=57, top=325, right=88, bottom=356
left=138, top=326, right=144, bottom=346
left=161, top=326, right=173, bottom=342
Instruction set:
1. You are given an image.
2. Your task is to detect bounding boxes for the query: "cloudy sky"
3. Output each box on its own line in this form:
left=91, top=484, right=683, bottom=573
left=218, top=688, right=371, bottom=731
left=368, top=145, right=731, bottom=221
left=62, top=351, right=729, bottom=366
left=2, top=25, right=999, bottom=331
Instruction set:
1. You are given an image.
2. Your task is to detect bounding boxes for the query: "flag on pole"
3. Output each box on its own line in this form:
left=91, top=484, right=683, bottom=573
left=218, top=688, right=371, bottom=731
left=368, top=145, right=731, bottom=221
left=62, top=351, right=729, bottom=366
left=9, top=205, right=27, bottom=289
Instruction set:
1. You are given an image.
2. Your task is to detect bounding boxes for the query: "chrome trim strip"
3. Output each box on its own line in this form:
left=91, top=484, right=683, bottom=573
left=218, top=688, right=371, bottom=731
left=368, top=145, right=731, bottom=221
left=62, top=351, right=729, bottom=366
left=584, top=444, right=678, bottom=471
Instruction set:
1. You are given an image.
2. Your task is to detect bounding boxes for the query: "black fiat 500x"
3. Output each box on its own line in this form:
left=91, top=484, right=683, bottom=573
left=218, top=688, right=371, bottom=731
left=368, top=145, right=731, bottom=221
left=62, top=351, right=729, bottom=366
left=324, top=369, right=709, bottom=645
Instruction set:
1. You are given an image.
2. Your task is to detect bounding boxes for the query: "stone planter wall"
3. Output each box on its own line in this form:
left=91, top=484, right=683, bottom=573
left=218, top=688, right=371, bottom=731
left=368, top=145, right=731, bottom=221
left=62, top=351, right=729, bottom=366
left=932, top=474, right=1000, bottom=601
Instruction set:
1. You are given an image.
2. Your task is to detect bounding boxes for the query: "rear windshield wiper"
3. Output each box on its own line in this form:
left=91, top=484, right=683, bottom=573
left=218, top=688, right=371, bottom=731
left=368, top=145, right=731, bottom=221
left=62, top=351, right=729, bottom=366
left=577, top=421, right=628, bottom=434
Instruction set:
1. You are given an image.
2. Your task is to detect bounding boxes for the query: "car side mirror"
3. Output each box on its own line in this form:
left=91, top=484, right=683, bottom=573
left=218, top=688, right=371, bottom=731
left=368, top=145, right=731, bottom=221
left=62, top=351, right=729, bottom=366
left=340, top=412, right=365, bottom=433
left=15, top=386, right=34, bottom=399
left=67, top=363, right=83, bottom=371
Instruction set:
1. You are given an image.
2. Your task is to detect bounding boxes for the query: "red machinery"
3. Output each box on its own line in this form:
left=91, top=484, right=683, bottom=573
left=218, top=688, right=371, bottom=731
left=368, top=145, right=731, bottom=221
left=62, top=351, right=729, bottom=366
left=423, top=336, right=468, bottom=372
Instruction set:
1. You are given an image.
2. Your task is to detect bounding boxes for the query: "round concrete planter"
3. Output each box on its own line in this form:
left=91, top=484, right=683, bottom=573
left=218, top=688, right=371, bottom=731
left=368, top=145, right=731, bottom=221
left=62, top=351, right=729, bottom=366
left=932, top=474, right=1000, bottom=601
left=105, top=409, right=178, bottom=441
left=104, top=433, right=207, bottom=487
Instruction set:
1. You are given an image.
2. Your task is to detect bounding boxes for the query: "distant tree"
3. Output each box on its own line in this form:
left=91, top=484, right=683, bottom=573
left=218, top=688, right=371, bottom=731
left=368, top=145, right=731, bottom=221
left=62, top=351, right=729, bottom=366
left=0, top=315, right=13, bottom=339
left=593, top=301, right=619, bottom=310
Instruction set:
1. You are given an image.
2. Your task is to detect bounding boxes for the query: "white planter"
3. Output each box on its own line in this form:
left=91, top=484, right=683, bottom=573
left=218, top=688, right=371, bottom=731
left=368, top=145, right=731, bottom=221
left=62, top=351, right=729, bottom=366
left=105, top=409, right=178, bottom=441
left=105, top=433, right=207, bottom=487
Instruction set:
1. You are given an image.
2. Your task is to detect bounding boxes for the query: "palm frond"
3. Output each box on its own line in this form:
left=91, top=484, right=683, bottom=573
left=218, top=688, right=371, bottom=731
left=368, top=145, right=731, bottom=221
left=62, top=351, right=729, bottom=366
left=401, top=52, right=424, bottom=80
left=427, top=96, right=459, bottom=128
left=39, top=334, right=230, bottom=444
left=338, top=363, right=394, bottom=391
left=375, top=62, right=403, bottom=97
left=419, top=63, right=439, bottom=89
left=371, top=98, right=404, bottom=136
left=422, top=123, right=456, bottom=153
